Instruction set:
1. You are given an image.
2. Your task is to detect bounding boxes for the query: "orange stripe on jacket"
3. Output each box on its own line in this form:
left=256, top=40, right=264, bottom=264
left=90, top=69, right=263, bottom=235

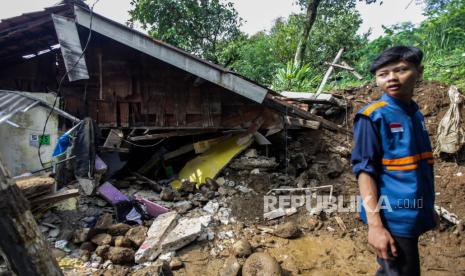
left=362, top=101, right=388, bottom=116
left=386, top=164, right=418, bottom=171
left=382, top=151, right=433, bottom=166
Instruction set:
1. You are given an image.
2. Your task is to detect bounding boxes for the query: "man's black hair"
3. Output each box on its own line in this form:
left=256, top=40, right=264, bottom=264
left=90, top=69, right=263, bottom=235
left=370, top=46, right=423, bottom=74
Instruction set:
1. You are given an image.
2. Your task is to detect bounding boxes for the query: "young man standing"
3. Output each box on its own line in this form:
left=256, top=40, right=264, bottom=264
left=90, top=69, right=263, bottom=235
left=351, top=46, right=436, bottom=276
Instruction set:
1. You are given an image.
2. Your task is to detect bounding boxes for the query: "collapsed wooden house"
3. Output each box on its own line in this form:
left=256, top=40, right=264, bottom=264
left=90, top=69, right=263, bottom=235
left=0, top=2, right=325, bottom=136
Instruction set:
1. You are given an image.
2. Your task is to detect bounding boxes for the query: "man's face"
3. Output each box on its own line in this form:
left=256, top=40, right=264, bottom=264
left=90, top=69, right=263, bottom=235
left=375, top=60, right=423, bottom=101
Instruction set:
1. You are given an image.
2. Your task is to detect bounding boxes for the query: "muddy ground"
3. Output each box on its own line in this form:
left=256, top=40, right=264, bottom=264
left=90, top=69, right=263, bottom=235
left=170, top=81, right=465, bottom=275
left=6, top=81, right=462, bottom=276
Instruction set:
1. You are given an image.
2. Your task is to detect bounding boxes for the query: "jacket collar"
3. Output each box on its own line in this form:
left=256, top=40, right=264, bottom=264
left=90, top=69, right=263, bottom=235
left=381, top=93, right=419, bottom=115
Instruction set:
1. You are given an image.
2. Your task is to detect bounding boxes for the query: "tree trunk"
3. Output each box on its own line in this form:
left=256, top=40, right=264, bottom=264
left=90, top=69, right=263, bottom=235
left=0, top=157, right=63, bottom=276
left=293, top=0, right=321, bottom=68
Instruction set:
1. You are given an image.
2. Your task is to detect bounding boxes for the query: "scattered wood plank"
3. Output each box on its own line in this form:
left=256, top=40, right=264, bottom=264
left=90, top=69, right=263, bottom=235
left=132, top=172, right=161, bottom=192
left=15, top=176, right=55, bottom=199
left=264, top=94, right=352, bottom=135
left=334, top=216, right=347, bottom=232
left=129, top=130, right=216, bottom=141
left=30, top=189, right=79, bottom=207
left=285, top=116, right=320, bottom=130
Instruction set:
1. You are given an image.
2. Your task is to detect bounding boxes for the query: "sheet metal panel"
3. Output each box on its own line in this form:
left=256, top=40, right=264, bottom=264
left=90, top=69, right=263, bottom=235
left=0, top=91, right=39, bottom=125
left=52, top=14, right=89, bottom=82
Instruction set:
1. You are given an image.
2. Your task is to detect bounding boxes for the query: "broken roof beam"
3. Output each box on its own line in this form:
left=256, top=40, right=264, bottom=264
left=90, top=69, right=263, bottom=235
left=285, top=116, right=320, bottom=130
left=129, top=130, right=218, bottom=141
left=264, top=94, right=351, bottom=135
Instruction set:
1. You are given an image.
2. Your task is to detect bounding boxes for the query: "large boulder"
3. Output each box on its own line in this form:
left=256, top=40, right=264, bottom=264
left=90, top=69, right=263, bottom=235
left=242, top=253, right=282, bottom=276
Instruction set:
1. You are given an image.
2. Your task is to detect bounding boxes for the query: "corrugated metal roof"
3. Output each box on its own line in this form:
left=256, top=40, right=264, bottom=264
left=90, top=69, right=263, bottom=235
left=0, top=91, right=40, bottom=125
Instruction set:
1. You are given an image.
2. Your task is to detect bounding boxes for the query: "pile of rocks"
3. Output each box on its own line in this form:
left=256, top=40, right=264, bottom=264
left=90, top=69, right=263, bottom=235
left=72, top=214, right=146, bottom=266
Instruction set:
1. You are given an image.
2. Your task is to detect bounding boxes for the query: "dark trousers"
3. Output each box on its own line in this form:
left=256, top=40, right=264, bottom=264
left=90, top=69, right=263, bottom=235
left=375, top=236, right=420, bottom=276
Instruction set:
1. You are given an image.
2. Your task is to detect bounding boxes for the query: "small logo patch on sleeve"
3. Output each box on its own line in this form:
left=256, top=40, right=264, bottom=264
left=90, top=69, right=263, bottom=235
left=389, top=123, right=404, bottom=133
left=422, top=121, right=428, bottom=131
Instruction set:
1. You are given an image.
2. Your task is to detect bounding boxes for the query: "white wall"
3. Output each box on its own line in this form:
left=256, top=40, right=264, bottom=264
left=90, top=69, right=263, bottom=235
left=0, top=93, right=59, bottom=176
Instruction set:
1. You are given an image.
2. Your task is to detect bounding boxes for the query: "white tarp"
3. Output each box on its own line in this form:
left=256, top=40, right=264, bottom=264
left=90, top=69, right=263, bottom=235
left=435, top=86, right=465, bottom=154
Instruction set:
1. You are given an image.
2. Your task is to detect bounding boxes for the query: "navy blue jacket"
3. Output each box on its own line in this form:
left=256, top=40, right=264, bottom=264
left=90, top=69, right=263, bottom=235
left=352, top=93, right=436, bottom=237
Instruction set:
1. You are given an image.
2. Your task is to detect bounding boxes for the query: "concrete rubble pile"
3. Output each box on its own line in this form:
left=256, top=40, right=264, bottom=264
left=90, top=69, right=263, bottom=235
left=24, top=128, right=359, bottom=275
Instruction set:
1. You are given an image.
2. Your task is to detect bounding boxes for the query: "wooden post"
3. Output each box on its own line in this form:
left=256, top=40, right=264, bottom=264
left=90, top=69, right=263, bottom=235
left=315, top=48, right=345, bottom=97
left=0, top=157, right=63, bottom=276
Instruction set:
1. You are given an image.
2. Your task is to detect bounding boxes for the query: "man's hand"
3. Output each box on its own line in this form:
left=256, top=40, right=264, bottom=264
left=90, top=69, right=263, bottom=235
left=368, top=224, right=397, bottom=260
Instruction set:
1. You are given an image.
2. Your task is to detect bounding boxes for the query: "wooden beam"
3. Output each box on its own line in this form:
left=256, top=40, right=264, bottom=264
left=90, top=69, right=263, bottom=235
left=0, top=156, right=63, bottom=275
left=30, top=189, right=79, bottom=207
left=15, top=176, right=55, bottom=200
left=129, top=130, right=217, bottom=141
left=341, top=61, right=364, bottom=80
left=323, top=62, right=353, bottom=71
left=264, top=94, right=352, bottom=135
left=285, top=116, right=320, bottom=130
left=316, top=48, right=345, bottom=96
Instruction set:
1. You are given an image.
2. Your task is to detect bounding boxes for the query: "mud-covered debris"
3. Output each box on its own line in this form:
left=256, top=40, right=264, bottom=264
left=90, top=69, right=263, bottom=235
left=125, top=225, right=147, bottom=248
left=232, top=239, right=252, bottom=257
left=92, top=234, right=112, bottom=246
left=291, top=153, right=308, bottom=170
left=92, top=266, right=131, bottom=276
left=73, top=228, right=92, bottom=243
left=160, top=187, right=175, bottom=201
left=220, top=256, right=241, bottom=276
left=95, top=245, right=110, bottom=258
left=205, top=177, right=220, bottom=191
left=242, top=252, right=282, bottom=276
left=272, top=221, right=301, bottom=239
left=107, top=223, right=131, bottom=236
left=95, top=213, right=113, bottom=229
left=178, top=180, right=196, bottom=194
left=169, top=256, right=183, bottom=270
left=106, top=247, right=135, bottom=264
left=114, top=236, right=132, bottom=248
left=173, top=201, right=193, bottom=214
left=80, top=241, right=96, bottom=252
left=264, top=207, right=297, bottom=220
left=326, top=156, right=345, bottom=178
left=230, top=156, right=279, bottom=171
left=131, top=261, right=172, bottom=276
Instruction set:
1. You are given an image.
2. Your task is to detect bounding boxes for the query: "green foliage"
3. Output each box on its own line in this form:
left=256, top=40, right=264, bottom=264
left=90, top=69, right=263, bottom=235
left=222, top=4, right=366, bottom=89
left=128, top=0, right=242, bottom=63
left=344, top=0, right=465, bottom=90
left=272, top=61, right=322, bottom=92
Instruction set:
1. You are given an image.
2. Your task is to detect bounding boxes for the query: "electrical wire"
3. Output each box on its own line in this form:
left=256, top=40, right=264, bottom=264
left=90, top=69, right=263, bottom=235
left=121, top=138, right=167, bottom=148
left=38, top=0, right=100, bottom=167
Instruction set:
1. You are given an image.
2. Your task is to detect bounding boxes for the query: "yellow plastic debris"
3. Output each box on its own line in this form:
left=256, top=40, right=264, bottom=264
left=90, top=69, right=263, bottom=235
left=172, top=134, right=253, bottom=189
left=54, top=197, right=78, bottom=211
left=58, top=257, right=83, bottom=269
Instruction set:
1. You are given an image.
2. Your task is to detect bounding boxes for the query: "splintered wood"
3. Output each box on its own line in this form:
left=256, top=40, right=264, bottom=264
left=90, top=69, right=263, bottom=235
left=15, top=176, right=55, bottom=199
